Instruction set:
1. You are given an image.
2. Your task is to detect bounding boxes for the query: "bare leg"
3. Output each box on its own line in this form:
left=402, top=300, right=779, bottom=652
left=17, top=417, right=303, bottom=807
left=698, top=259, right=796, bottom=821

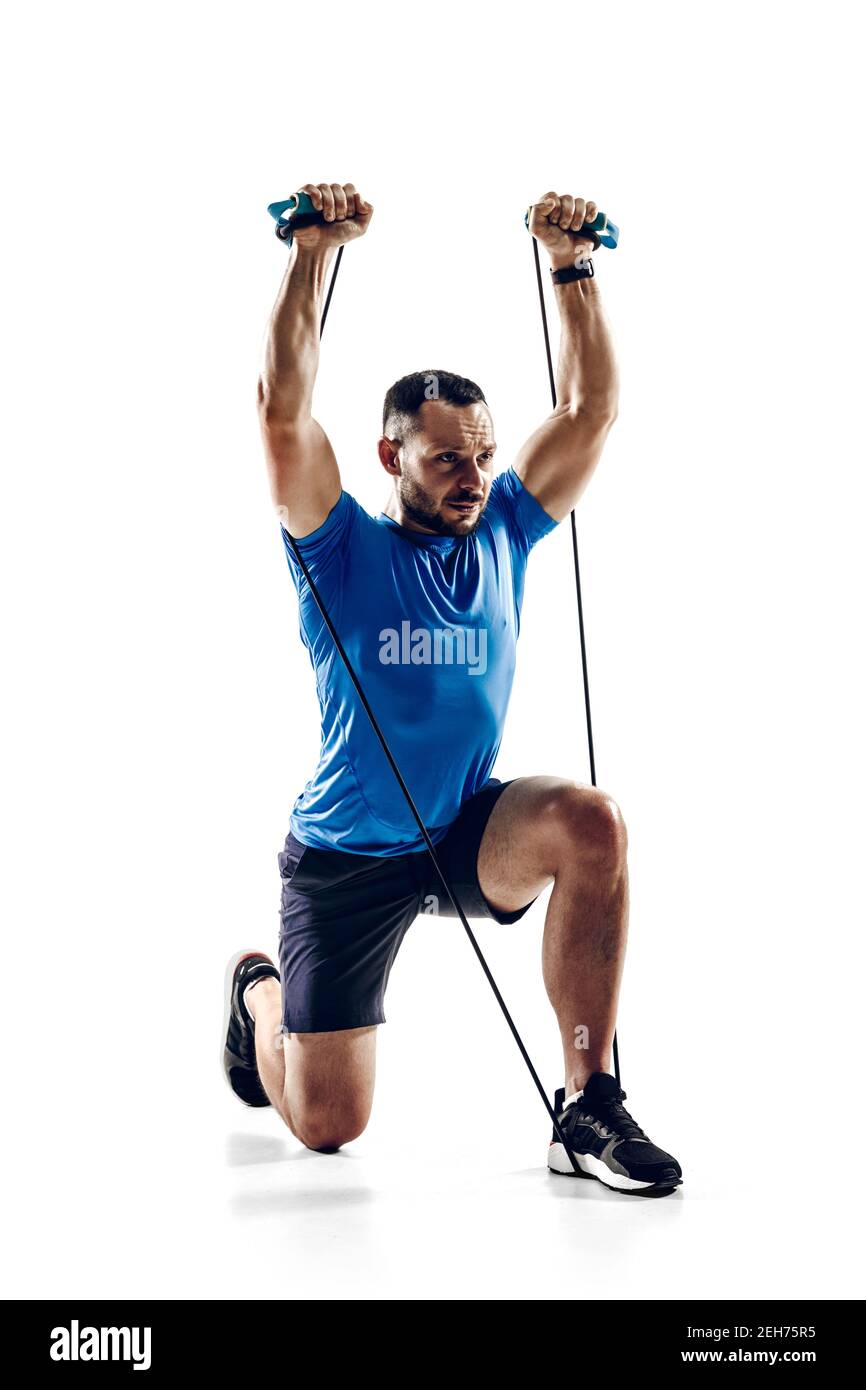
left=246, top=979, right=377, bottom=1151
left=476, top=775, right=629, bottom=1097
left=540, top=805, right=628, bottom=1096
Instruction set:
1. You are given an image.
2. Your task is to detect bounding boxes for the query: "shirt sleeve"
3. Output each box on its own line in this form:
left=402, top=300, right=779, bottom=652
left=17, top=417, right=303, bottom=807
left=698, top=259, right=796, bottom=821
left=279, top=491, right=363, bottom=659
left=280, top=490, right=358, bottom=594
left=487, top=465, right=559, bottom=558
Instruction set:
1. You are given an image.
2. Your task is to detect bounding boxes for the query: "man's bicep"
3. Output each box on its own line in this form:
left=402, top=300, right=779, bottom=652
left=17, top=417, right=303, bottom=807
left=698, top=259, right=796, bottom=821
left=259, top=413, right=342, bottom=538
left=512, top=406, right=616, bottom=523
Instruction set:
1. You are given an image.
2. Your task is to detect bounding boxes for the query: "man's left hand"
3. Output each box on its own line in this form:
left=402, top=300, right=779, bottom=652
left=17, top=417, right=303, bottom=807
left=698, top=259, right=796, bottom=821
left=527, top=192, right=599, bottom=269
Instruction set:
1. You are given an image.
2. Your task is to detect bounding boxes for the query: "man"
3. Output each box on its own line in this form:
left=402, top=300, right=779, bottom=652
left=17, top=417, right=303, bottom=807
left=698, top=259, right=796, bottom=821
left=223, top=181, right=682, bottom=1196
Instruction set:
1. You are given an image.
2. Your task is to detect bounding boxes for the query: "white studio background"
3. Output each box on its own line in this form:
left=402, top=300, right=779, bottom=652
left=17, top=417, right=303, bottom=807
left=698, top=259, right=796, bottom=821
left=2, top=0, right=863, bottom=1301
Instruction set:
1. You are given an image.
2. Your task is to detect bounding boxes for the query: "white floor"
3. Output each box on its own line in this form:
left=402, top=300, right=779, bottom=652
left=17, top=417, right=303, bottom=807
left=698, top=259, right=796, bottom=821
left=8, top=1100, right=857, bottom=1302
left=7, top=946, right=861, bottom=1303
left=214, top=1123, right=853, bottom=1303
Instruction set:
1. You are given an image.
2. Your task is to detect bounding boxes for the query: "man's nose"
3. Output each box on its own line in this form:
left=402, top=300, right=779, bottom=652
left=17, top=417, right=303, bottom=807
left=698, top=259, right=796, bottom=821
left=457, top=461, right=486, bottom=494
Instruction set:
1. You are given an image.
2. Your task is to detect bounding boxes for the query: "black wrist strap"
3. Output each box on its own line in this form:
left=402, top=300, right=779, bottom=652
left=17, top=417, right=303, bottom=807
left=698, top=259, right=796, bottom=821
left=551, top=259, right=594, bottom=284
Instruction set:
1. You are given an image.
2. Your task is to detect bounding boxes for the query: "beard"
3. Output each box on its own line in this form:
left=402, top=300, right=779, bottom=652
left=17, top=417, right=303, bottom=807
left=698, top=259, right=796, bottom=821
left=397, top=473, right=485, bottom=537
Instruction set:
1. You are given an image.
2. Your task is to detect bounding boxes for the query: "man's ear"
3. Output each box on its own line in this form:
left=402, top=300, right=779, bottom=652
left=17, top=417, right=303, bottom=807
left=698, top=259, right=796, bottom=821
left=377, top=435, right=402, bottom=476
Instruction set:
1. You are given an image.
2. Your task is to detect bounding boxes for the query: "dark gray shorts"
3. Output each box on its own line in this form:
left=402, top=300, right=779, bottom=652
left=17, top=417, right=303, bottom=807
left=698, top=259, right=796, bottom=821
left=276, top=777, right=537, bottom=1034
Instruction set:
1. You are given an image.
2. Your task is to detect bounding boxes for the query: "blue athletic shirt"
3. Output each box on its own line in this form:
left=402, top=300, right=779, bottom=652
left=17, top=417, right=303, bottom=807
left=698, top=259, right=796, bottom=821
left=280, top=465, right=559, bottom=855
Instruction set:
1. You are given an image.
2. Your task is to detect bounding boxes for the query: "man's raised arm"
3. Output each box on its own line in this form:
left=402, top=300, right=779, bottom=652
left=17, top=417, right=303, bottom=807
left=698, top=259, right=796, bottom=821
left=513, top=191, right=620, bottom=523
left=256, top=181, right=373, bottom=538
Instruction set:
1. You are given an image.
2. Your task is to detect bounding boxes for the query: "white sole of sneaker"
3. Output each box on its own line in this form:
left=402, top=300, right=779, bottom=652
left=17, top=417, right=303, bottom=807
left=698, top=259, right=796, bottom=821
left=548, top=1141, right=678, bottom=1192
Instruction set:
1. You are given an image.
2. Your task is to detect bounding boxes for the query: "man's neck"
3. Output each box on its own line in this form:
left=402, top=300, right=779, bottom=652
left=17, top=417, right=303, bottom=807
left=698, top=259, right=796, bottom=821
left=382, top=501, right=442, bottom=536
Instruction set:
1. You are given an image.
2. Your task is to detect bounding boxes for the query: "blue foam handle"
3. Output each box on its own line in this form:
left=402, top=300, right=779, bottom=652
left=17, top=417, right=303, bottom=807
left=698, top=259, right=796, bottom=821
left=267, top=192, right=320, bottom=245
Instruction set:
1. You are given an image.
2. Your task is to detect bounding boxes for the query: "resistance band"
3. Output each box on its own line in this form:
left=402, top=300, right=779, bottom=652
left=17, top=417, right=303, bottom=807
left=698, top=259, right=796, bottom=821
left=265, top=192, right=619, bottom=1166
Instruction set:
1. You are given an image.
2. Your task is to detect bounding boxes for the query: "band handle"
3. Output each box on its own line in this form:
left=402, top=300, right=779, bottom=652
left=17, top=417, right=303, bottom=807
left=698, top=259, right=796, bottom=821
left=266, top=192, right=324, bottom=245
left=267, top=192, right=620, bottom=250
left=523, top=205, right=620, bottom=251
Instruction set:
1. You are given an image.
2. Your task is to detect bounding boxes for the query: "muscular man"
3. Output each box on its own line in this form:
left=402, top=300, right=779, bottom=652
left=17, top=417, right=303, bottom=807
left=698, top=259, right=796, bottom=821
left=223, top=181, right=682, bottom=1196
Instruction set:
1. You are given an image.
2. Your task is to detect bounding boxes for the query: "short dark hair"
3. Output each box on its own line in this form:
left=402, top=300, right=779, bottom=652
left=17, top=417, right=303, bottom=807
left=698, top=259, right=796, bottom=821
left=382, top=370, right=487, bottom=441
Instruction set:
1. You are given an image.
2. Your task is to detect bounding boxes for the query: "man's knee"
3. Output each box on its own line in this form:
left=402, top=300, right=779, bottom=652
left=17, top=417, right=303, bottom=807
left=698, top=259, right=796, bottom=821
left=291, top=1101, right=371, bottom=1153
left=545, top=781, right=628, bottom=867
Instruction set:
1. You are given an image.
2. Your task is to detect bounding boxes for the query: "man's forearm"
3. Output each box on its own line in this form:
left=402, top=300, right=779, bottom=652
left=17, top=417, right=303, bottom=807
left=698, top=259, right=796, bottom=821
left=257, top=243, right=336, bottom=422
left=550, top=267, right=619, bottom=417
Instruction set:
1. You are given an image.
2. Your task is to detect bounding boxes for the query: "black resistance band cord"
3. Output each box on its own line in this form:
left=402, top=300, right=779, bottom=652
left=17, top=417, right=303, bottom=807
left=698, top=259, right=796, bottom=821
left=281, top=240, right=619, bottom=1170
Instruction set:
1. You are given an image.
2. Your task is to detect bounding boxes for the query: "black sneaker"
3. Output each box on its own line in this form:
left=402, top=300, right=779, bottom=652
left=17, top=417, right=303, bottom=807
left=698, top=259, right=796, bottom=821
left=548, top=1071, right=683, bottom=1195
left=222, top=950, right=281, bottom=1108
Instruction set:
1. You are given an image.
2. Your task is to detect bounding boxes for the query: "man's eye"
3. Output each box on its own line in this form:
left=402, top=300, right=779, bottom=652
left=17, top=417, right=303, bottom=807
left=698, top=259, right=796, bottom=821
left=436, top=451, right=493, bottom=463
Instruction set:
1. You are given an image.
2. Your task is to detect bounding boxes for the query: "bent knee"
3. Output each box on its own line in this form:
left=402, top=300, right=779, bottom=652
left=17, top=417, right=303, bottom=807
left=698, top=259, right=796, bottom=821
left=546, top=782, right=628, bottom=864
left=292, top=1103, right=371, bottom=1153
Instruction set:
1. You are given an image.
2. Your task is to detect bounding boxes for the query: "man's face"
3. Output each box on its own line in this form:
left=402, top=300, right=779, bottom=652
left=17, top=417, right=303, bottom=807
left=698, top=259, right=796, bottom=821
left=387, top=400, right=497, bottom=537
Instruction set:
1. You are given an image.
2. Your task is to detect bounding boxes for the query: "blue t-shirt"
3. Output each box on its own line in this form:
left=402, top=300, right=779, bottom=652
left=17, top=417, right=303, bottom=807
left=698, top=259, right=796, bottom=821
left=280, top=465, right=559, bottom=855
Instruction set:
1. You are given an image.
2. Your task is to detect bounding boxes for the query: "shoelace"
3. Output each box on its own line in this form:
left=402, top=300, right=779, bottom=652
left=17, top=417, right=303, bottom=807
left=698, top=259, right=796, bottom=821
left=566, top=1087, right=650, bottom=1143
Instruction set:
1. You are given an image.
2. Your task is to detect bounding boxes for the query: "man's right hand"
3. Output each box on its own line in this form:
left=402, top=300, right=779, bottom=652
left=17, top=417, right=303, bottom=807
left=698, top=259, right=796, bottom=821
left=291, top=182, right=374, bottom=250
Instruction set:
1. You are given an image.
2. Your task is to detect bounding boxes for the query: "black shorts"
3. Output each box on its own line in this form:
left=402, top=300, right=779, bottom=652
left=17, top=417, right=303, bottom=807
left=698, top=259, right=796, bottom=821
left=276, top=777, right=537, bottom=1034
